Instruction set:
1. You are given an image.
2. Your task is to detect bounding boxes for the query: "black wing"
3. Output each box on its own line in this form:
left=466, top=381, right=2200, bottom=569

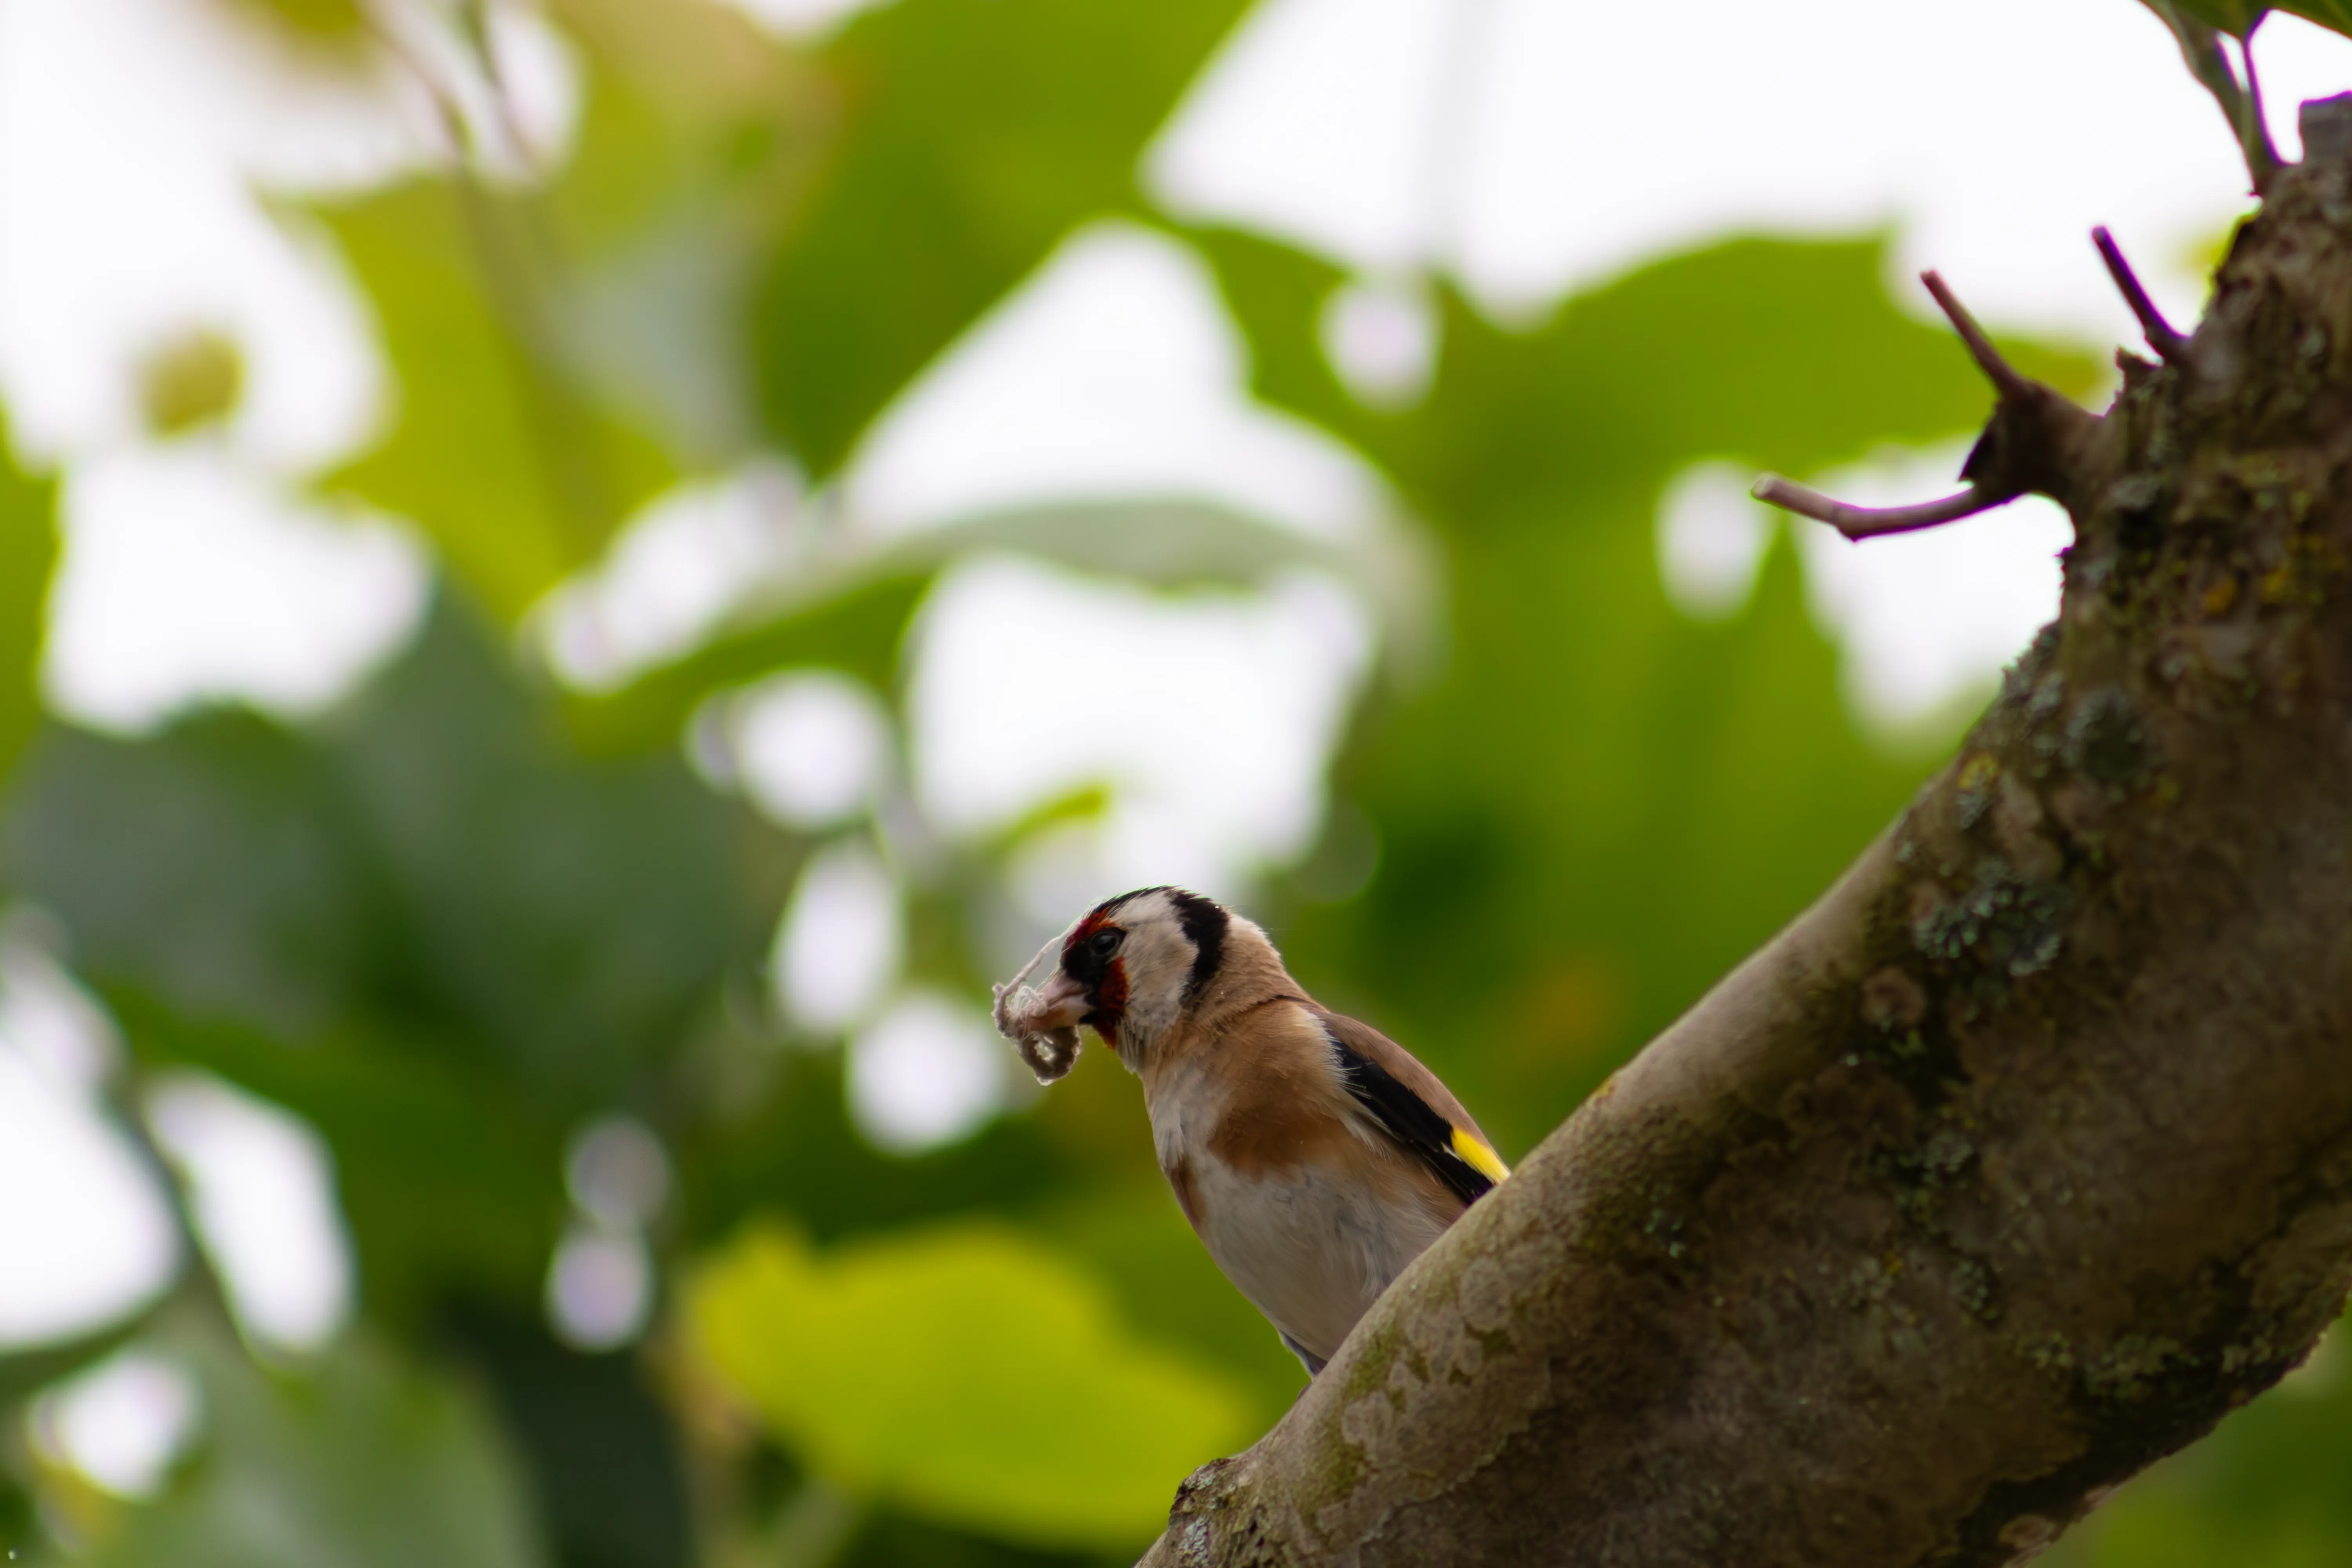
left=1325, top=1033, right=1500, bottom=1207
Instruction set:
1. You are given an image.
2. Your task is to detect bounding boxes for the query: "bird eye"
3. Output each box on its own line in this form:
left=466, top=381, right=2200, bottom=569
left=1090, top=928, right=1123, bottom=958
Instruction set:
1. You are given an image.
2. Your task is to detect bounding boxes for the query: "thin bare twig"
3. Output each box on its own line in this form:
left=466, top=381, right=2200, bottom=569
left=2240, top=12, right=2277, bottom=176
left=1751, top=269, right=2085, bottom=542
left=2143, top=0, right=2281, bottom=192
left=2092, top=226, right=2191, bottom=361
left=1920, top=269, right=2030, bottom=399
left=1751, top=475, right=1999, bottom=541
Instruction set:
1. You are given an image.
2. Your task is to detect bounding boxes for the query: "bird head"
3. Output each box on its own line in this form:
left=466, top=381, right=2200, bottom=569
left=992, top=886, right=1232, bottom=1082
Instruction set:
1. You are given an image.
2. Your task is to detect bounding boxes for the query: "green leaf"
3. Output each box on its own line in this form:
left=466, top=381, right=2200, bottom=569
left=328, top=600, right=780, bottom=1093
left=222, top=0, right=368, bottom=40
left=1196, top=227, right=2098, bottom=498
left=439, top=1308, right=696, bottom=1568
left=682, top=1049, right=1077, bottom=1254
left=686, top=1219, right=1251, bottom=1550
left=58, top=1322, right=544, bottom=1568
left=2141, top=0, right=2352, bottom=45
left=316, top=182, right=677, bottom=622
left=1, top=600, right=780, bottom=1312
left=4, top=599, right=775, bottom=1098
left=1405, top=239, right=2097, bottom=520
left=564, top=573, right=929, bottom=754
left=107, top=995, right=562, bottom=1316
left=566, top=495, right=1434, bottom=753
left=752, top=0, right=1252, bottom=476
left=2283, top=2, right=2352, bottom=32
left=0, top=411, right=56, bottom=795
left=536, top=3, right=830, bottom=465
left=0, top=1319, right=147, bottom=1412
left=3, top=711, right=368, bottom=1040
left=138, top=331, right=244, bottom=437
left=1040, top=1183, right=1308, bottom=1430
left=2156, top=0, right=2272, bottom=34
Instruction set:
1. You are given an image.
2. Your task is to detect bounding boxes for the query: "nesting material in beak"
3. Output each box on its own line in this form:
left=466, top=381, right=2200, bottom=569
left=993, top=935, right=1086, bottom=1084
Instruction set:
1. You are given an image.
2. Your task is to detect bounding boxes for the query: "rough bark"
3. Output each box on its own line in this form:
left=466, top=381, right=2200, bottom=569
left=1140, top=124, right=2352, bottom=1568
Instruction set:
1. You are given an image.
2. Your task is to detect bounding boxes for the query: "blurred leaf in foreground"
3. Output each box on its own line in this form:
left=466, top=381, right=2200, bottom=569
left=686, top=1220, right=1251, bottom=1552
left=108, top=995, right=560, bottom=1316
left=752, top=0, right=1251, bottom=476
left=682, top=1047, right=1077, bottom=1254
left=2147, top=0, right=2267, bottom=36
left=566, top=493, right=1432, bottom=754
left=318, top=183, right=677, bottom=622
left=1038, top=1180, right=1309, bottom=1430
left=2, top=599, right=779, bottom=1312
left=225, top=0, right=369, bottom=41
left=138, top=330, right=244, bottom=437
left=2146, top=0, right=2352, bottom=41
left=2272, top=2, right=2352, bottom=37
left=445, top=1307, right=693, bottom=1568
left=0, top=411, right=56, bottom=794
left=4, top=597, right=771, bottom=1095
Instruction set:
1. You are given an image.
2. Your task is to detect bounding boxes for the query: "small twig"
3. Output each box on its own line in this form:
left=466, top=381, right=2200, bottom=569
left=2092, top=226, right=2191, bottom=361
left=1752, top=268, right=2092, bottom=543
left=2143, top=0, right=2281, bottom=193
left=2239, top=13, right=2278, bottom=177
left=1750, top=475, right=2000, bottom=541
left=1919, top=269, right=2029, bottom=400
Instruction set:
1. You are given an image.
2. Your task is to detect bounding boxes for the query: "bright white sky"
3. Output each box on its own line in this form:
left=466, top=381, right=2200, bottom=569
left=2, top=0, right=2348, bottom=1463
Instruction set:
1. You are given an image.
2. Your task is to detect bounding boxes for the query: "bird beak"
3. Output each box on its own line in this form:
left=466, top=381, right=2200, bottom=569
left=994, top=933, right=1087, bottom=1085
left=1018, top=969, right=1089, bottom=1032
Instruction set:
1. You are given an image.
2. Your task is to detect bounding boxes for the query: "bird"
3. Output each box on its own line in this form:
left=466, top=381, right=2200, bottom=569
left=993, top=885, right=1509, bottom=1376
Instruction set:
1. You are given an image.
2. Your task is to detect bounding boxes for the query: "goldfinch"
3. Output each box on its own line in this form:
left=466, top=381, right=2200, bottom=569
left=993, top=886, right=1509, bottom=1375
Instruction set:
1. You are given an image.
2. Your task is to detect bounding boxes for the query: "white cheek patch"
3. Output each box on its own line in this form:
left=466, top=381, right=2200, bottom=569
left=991, top=931, right=1082, bottom=1085
left=1125, top=938, right=1190, bottom=1036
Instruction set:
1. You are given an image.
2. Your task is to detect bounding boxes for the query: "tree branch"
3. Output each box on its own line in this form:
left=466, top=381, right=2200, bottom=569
left=1753, top=270, right=2096, bottom=543
left=1750, top=475, right=1999, bottom=540
left=1143, top=129, right=2352, bottom=1568
left=2092, top=225, right=2191, bottom=363
left=1919, top=269, right=2029, bottom=399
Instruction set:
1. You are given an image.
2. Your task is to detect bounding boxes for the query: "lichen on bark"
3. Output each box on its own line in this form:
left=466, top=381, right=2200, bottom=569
left=1140, top=110, right=2352, bottom=1568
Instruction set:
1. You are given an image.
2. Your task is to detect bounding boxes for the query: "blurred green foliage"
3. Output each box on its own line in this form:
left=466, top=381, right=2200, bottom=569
left=64, top=1318, right=543, bottom=1568
left=2158, top=0, right=2352, bottom=40
left=688, top=1221, right=1250, bottom=1549
left=136, top=332, right=245, bottom=439
left=0, top=414, right=54, bottom=788
left=322, top=182, right=681, bottom=619
left=234, top=0, right=370, bottom=37
left=749, top=0, right=1251, bottom=476
left=0, top=1, right=2343, bottom=1565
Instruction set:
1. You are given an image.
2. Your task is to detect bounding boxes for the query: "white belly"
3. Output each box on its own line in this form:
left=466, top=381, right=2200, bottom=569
left=1184, top=1148, right=1450, bottom=1367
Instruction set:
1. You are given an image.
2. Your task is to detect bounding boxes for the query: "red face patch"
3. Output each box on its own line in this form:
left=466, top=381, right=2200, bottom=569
left=1089, top=956, right=1129, bottom=1041
left=1063, top=904, right=1117, bottom=959
left=1062, top=903, right=1130, bottom=1041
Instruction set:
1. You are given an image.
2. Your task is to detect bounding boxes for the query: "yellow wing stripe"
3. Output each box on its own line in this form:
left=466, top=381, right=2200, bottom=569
left=1450, top=1127, right=1511, bottom=1184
